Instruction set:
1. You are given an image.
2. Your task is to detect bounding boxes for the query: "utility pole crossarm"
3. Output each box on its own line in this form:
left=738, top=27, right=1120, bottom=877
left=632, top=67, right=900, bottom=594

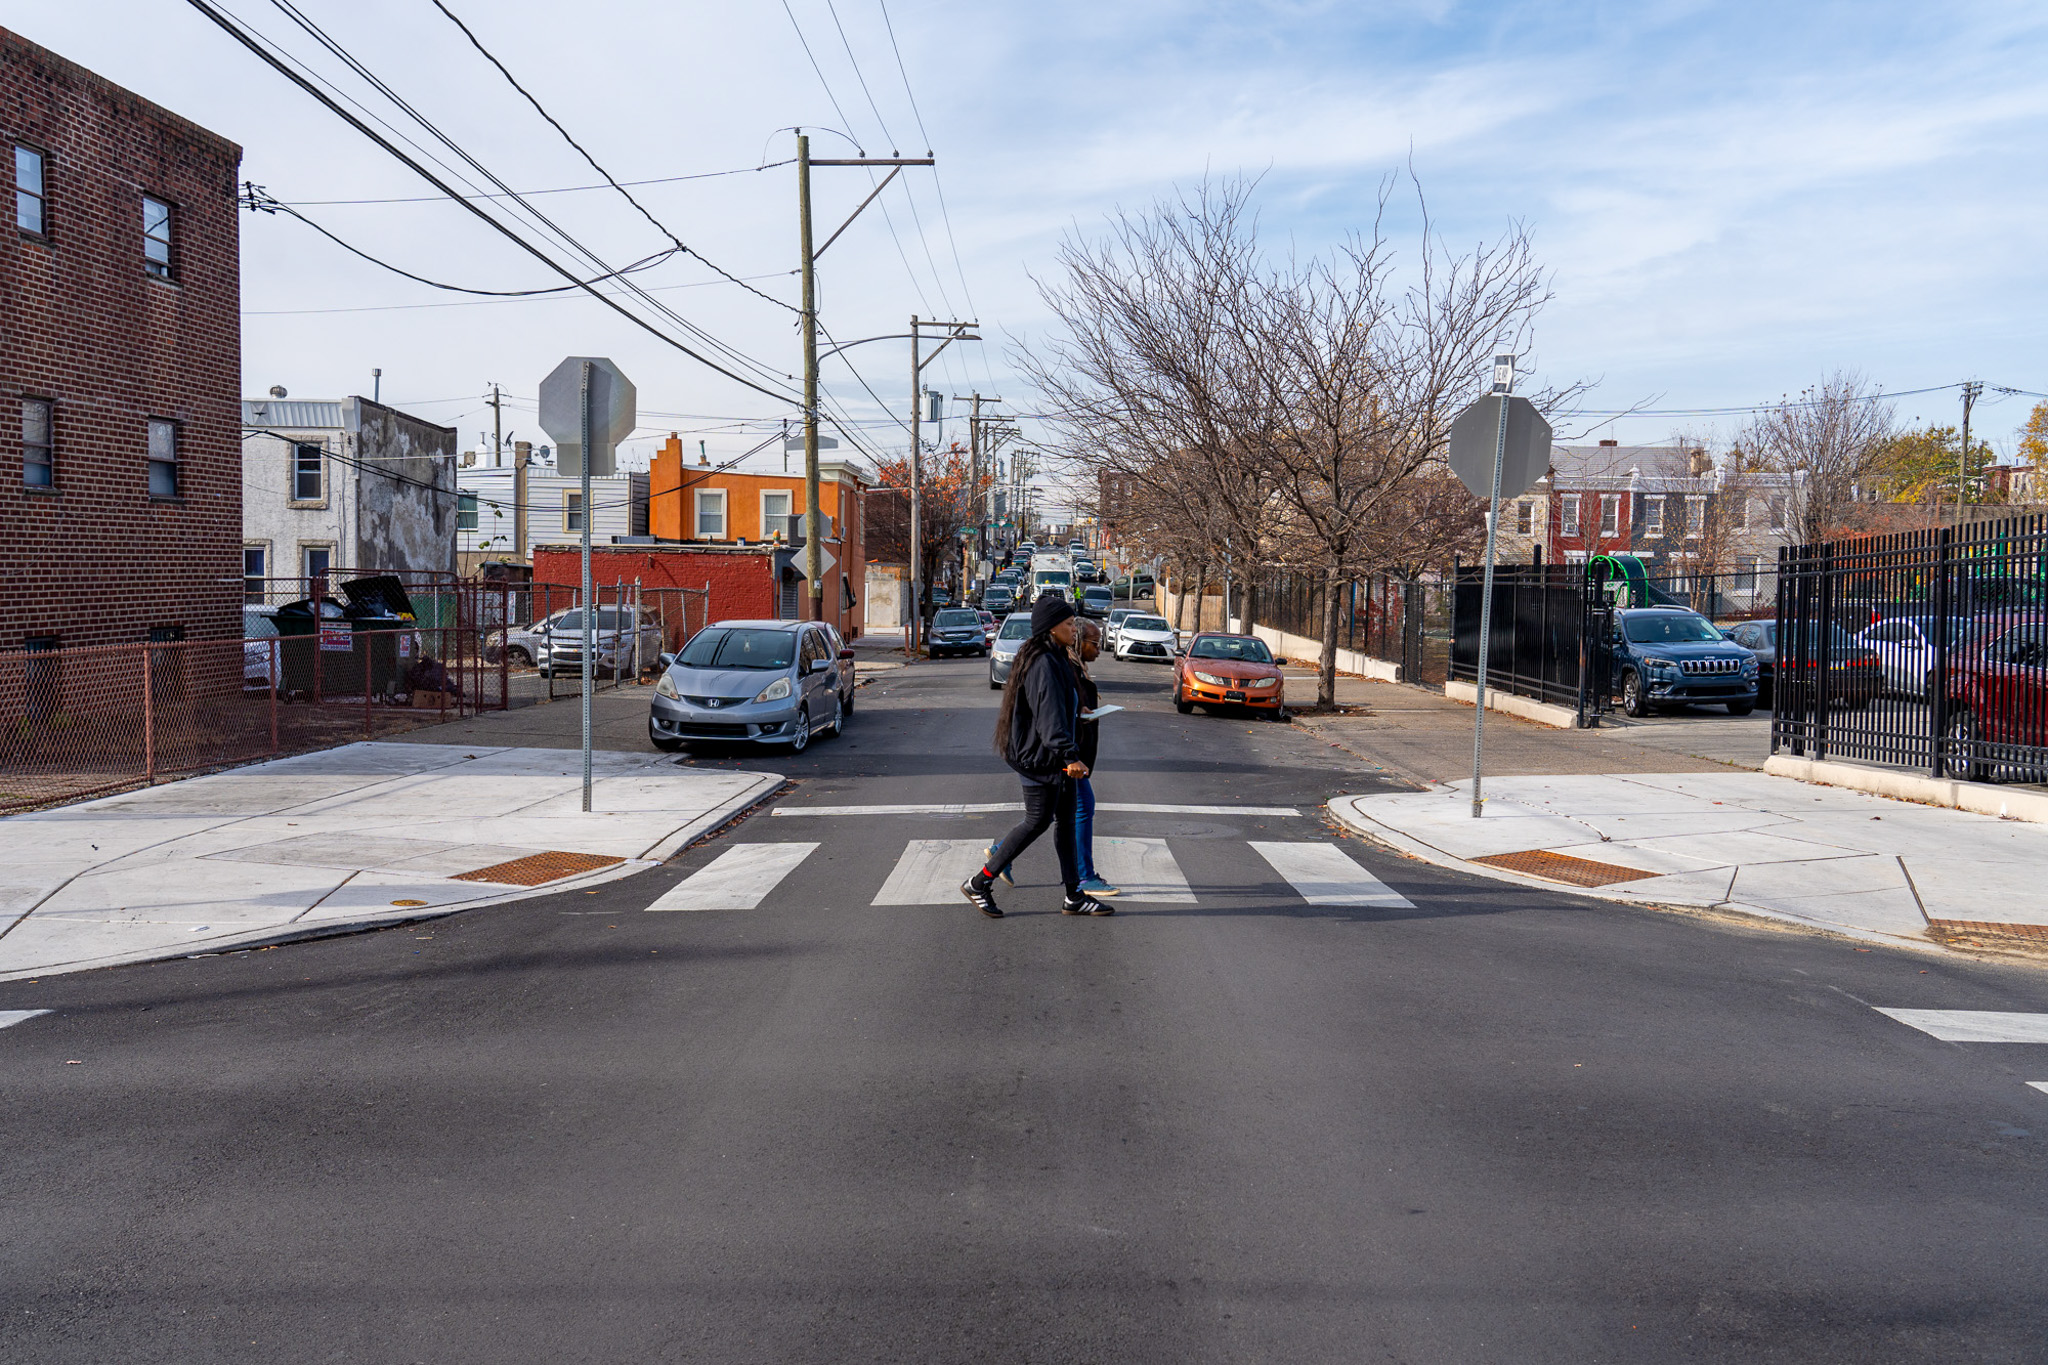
left=809, top=157, right=936, bottom=167
left=815, top=166, right=902, bottom=260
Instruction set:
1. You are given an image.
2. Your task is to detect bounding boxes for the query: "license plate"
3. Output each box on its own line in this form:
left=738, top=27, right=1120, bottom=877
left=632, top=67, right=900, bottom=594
left=1225, top=690, right=1247, bottom=703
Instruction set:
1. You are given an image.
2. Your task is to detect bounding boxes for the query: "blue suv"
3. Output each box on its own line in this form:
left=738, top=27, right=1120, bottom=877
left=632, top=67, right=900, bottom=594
left=1608, top=607, right=1759, bottom=717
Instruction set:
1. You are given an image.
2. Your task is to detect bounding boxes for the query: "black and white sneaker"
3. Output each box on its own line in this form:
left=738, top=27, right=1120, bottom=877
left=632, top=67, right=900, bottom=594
left=960, top=877, right=1002, bottom=918
left=1063, top=893, right=1113, bottom=916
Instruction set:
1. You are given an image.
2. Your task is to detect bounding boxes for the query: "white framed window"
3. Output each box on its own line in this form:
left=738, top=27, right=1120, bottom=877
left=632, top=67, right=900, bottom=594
left=243, top=545, right=267, bottom=602
left=1767, top=496, right=1786, bottom=531
left=301, top=544, right=332, bottom=593
left=291, top=442, right=323, bottom=502
left=1514, top=500, right=1533, bottom=535
left=1688, top=496, right=1704, bottom=534
left=695, top=488, right=726, bottom=539
left=1644, top=496, right=1663, bottom=535
left=761, top=489, right=791, bottom=539
left=22, top=397, right=53, bottom=487
left=1561, top=494, right=1580, bottom=537
left=16, top=145, right=45, bottom=236
left=147, top=417, right=178, bottom=497
left=142, top=194, right=173, bottom=278
left=457, top=492, right=478, bottom=531
left=1600, top=494, right=1620, bottom=536
left=563, top=490, right=584, bottom=533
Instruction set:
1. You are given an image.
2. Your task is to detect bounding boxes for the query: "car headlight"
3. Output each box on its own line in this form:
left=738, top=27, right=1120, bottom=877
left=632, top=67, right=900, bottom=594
left=1248, top=676, right=1278, bottom=689
left=1193, top=671, right=1227, bottom=686
left=1740, top=657, right=1759, bottom=676
left=655, top=672, right=679, bottom=699
left=753, top=676, right=793, bottom=703
left=1643, top=656, right=1679, bottom=677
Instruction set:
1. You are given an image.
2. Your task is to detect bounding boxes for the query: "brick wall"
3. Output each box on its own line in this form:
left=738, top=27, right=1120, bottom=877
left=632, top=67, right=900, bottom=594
left=531, top=545, right=777, bottom=623
left=0, top=29, right=242, bottom=650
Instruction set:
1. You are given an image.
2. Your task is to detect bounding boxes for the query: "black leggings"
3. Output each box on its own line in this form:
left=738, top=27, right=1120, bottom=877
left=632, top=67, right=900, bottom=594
left=988, top=776, right=1080, bottom=894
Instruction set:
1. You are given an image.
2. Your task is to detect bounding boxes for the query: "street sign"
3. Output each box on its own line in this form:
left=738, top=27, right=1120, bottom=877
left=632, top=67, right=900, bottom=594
left=800, top=544, right=839, bottom=583
left=1447, top=394, right=1550, bottom=501
left=539, top=356, right=636, bottom=478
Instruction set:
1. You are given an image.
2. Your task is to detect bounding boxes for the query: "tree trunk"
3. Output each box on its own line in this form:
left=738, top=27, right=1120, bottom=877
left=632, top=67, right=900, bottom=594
left=1318, top=565, right=1343, bottom=709
left=1192, top=563, right=1209, bottom=632
left=1240, top=573, right=1259, bottom=637
left=1171, top=567, right=1190, bottom=631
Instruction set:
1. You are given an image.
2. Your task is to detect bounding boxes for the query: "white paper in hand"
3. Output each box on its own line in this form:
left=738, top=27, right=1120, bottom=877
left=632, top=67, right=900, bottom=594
left=1080, top=705, right=1123, bottom=721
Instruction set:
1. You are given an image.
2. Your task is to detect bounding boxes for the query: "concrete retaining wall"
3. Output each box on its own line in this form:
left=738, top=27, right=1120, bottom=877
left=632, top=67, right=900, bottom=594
left=1442, top=679, right=1582, bottom=729
left=1763, top=754, right=2048, bottom=826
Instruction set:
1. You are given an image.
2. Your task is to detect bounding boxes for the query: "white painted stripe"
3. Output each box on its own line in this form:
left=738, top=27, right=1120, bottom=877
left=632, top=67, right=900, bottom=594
left=873, top=839, right=992, bottom=905
left=1876, top=1009, right=2048, bottom=1044
left=774, top=801, right=1297, bottom=818
left=2029, top=1082, right=2048, bottom=1096
left=1250, top=841, right=1414, bottom=909
left=0, top=1009, right=51, bottom=1030
left=645, top=843, right=818, bottom=912
left=1090, top=837, right=1195, bottom=903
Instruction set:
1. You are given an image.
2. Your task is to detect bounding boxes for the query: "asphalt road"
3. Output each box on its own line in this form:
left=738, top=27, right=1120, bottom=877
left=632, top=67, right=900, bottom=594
left=4, top=651, right=2047, bottom=1362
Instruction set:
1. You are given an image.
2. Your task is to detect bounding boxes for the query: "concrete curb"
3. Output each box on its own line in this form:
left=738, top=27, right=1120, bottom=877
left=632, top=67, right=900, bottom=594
left=1442, top=680, right=1582, bottom=730
left=1324, top=792, right=1950, bottom=956
left=1763, top=754, right=2048, bottom=826
left=0, top=768, right=786, bottom=983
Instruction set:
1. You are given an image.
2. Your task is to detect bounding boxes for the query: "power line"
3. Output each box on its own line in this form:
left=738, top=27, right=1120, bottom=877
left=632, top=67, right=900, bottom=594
left=823, top=0, right=897, bottom=148
left=185, top=0, right=802, bottom=405
left=875, top=0, right=931, bottom=150
left=241, top=268, right=794, bottom=316
left=427, top=0, right=797, bottom=316
left=275, top=160, right=794, bottom=206
left=779, top=0, right=862, bottom=146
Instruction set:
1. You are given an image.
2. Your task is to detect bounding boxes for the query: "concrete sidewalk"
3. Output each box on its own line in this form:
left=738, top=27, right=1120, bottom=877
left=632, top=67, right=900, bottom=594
left=1331, top=771, right=2048, bottom=954
left=0, top=742, right=779, bottom=981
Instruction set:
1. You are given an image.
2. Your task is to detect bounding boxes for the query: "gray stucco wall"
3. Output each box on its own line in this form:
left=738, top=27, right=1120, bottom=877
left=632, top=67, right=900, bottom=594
left=349, top=398, right=457, bottom=576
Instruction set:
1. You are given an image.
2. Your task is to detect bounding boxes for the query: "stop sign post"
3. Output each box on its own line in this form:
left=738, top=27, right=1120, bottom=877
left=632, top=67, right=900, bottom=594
left=538, top=357, right=637, bottom=813
left=1447, top=358, right=1552, bottom=819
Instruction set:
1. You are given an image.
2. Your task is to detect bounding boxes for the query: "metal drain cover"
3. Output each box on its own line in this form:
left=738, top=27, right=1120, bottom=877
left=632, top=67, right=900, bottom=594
left=452, top=851, right=625, bottom=886
left=1470, top=848, right=1656, bottom=887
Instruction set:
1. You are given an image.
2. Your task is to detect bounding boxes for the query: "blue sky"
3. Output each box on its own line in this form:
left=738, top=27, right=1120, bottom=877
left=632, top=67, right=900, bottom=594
left=24, top=1, right=2048, bottom=478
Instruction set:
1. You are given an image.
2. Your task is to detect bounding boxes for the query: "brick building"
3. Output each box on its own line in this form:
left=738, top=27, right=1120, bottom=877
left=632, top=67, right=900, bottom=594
left=529, top=543, right=779, bottom=648
left=0, top=29, right=242, bottom=649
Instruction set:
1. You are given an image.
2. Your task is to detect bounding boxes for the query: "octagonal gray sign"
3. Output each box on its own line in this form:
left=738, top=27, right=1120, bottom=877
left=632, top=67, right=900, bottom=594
left=1447, top=394, right=1550, bottom=502
left=538, top=356, right=636, bottom=479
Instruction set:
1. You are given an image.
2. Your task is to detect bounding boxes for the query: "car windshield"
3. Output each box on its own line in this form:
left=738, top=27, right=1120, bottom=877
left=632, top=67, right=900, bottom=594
left=997, top=616, right=1033, bottom=640
left=935, top=610, right=980, bottom=627
left=675, top=628, right=796, bottom=670
left=1189, top=636, right=1272, bottom=663
left=1083, top=587, right=1112, bottom=601
left=550, top=609, right=631, bottom=633
left=1036, top=571, right=1073, bottom=586
left=1108, top=609, right=1133, bottom=622
left=1623, top=613, right=1721, bottom=644
left=1128, top=616, right=1169, bottom=632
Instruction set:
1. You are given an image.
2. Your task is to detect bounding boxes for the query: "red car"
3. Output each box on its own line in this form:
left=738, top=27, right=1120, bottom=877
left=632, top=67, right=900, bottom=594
left=1173, top=632, right=1286, bottom=715
left=1944, top=618, right=2048, bottom=780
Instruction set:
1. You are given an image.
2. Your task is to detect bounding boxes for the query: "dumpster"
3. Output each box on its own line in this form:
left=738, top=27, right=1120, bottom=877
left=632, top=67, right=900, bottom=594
left=273, top=597, right=359, bottom=698
left=339, top=576, right=419, bottom=698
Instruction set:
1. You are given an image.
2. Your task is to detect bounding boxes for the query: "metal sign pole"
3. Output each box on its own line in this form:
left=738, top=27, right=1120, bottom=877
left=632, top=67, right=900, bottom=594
left=579, top=360, right=594, bottom=813
left=1469, top=356, right=1515, bottom=819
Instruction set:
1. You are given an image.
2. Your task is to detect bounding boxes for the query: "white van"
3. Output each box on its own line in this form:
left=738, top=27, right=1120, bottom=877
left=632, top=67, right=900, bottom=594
left=1028, top=553, right=1074, bottom=602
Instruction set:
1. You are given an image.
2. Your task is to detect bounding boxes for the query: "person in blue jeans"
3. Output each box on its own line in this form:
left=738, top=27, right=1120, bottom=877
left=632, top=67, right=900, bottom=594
left=985, top=617, right=1118, bottom=898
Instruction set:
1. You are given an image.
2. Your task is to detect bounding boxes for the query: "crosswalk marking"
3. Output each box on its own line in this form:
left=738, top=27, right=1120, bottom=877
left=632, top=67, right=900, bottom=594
left=1091, top=837, right=1195, bottom=903
left=1250, top=841, right=1414, bottom=909
left=873, top=839, right=991, bottom=905
left=646, top=843, right=818, bottom=912
left=2030, top=1083, right=2048, bottom=1096
left=1875, top=1009, right=2048, bottom=1044
left=773, top=802, right=1298, bottom=819
left=0, top=1010, right=50, bottom=1030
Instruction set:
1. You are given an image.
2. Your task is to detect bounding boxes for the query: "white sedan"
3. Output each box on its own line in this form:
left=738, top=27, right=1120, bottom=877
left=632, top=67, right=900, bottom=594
left=1112, top=613, right=1180, bottom=663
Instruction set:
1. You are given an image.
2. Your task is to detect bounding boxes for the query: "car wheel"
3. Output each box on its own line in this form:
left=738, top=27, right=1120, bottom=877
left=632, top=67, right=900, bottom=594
left=787, top=705, right=812, bottom=754
left=507, top=647, right=532, bottom=666
left=842, top=683, right=855, bottom=715
left=1727, top=698, right=1755, bottom=716
left=1173, top=682, right=1193, bottom=715
left=1945, top=706, right=1990, bottom=782
left=825, top=690, right=844, bottom=736
left=1622, top=670, right=1650, bottom=717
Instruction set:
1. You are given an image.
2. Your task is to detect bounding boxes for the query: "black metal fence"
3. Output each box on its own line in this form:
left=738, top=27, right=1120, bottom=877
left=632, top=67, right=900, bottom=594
left=1774, top=514, right=2048, bottom=781
left=1255, top=571, right=1453, bottom=685
left=1450, top=565, right=1610, bottom=722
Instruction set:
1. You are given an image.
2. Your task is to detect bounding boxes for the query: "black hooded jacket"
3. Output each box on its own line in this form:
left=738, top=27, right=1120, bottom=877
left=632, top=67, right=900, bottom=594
left=1004, top=642, right=1083, bottom=779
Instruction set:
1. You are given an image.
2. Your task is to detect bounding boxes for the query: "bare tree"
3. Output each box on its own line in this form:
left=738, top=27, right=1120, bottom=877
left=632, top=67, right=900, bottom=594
left=1741, top=371, right=1896, bottom=546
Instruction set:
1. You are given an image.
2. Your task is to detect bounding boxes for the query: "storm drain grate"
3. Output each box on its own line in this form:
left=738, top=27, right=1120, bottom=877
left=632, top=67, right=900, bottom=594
left=1470, top=849, right=1657, bottom=887
left=452, top=850, right=625, bottom=886
left=1929, top=919, right=2048, bottom=944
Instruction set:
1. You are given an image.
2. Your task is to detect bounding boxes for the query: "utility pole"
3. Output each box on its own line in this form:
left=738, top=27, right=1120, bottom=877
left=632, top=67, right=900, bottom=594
left=795, top=137, right=936, bottom=632
left=903, top=316, right=977, bottom=653
left=512, top=439, right=531, bottom=564
left=489, top=383, right=503, bottom=467
left=1957, top=380, right=1983, bottom=528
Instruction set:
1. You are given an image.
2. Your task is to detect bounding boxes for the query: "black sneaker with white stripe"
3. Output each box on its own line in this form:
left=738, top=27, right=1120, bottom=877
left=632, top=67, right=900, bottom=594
left=960, top=876, right=1002, bottom=918
left=1063, top=892, right=1113, bottom=916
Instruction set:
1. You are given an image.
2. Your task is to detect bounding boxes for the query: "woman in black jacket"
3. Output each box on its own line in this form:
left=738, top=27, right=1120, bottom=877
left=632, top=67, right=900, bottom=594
left=961, top=595, right=1112, bottom=918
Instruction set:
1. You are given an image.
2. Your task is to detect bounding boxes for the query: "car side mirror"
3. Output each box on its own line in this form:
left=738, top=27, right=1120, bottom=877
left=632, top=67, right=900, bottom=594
left=809, top=658, right=833, bottom=674
left=658, top=652, right=676, bottom=670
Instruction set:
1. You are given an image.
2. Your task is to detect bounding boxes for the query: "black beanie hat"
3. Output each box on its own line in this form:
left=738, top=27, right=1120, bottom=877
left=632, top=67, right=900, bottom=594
left=1031, top=594, right=1077, bottom=636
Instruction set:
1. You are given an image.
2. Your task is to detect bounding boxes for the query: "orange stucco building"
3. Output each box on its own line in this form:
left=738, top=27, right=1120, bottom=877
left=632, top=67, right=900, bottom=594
left=647, top=435, right=868, bottom=634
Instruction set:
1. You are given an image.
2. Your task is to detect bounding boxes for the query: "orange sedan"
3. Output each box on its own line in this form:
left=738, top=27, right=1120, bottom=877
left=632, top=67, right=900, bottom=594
left=1172, top=632, right=1287, bottom=715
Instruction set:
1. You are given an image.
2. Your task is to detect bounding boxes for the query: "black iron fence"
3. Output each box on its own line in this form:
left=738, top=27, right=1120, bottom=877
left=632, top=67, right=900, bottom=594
left=1254, top=571, right=1453, bottom=685
left=1774, top=515, right=2048, bottom=782
left=1450, top=565, right=1610, bottom=722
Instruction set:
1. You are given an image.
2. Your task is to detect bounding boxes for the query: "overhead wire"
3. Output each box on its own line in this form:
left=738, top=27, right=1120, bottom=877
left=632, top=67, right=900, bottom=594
left=241, top=268, right=795, bottom=316
left=198, top=0, right=786, bottom=394
left=274, top=158, right=794, bottom=206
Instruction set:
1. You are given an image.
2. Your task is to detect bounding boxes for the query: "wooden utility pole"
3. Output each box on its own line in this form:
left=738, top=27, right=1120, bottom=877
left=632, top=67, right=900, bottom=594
left=904, top=316, right=978, bottom=651
left=489, top=383, right=503, bottom=467
left=797, top=134, right=823, bottom=621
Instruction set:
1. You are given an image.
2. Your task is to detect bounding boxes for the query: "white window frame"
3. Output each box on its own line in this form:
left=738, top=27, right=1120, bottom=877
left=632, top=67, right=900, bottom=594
left=1561, top=494, right=1580, bottom=537
left=243, top=544, right=268, bottom=603
left=1600, top=493, right=1620, bottom=537
left=300, top=544, right=333, bottom=593
left=142, top=194, right=173, bottom=279
left=290, top=442, right=324, bottom=504
left=694, top=488, right=726, bottom=539
left=15, top=144, right=46, bottom=236
left=457, top=491, right=478, bottom=532
left=147, top=417, right=178, bottom=498
left=563, top=490, right=585, bottom=533
left=760, top=488, right=792, bottom=539
left=1514, top=500, right=1533, bottom=535
left=1644, top=496, right=1663, bottom=535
